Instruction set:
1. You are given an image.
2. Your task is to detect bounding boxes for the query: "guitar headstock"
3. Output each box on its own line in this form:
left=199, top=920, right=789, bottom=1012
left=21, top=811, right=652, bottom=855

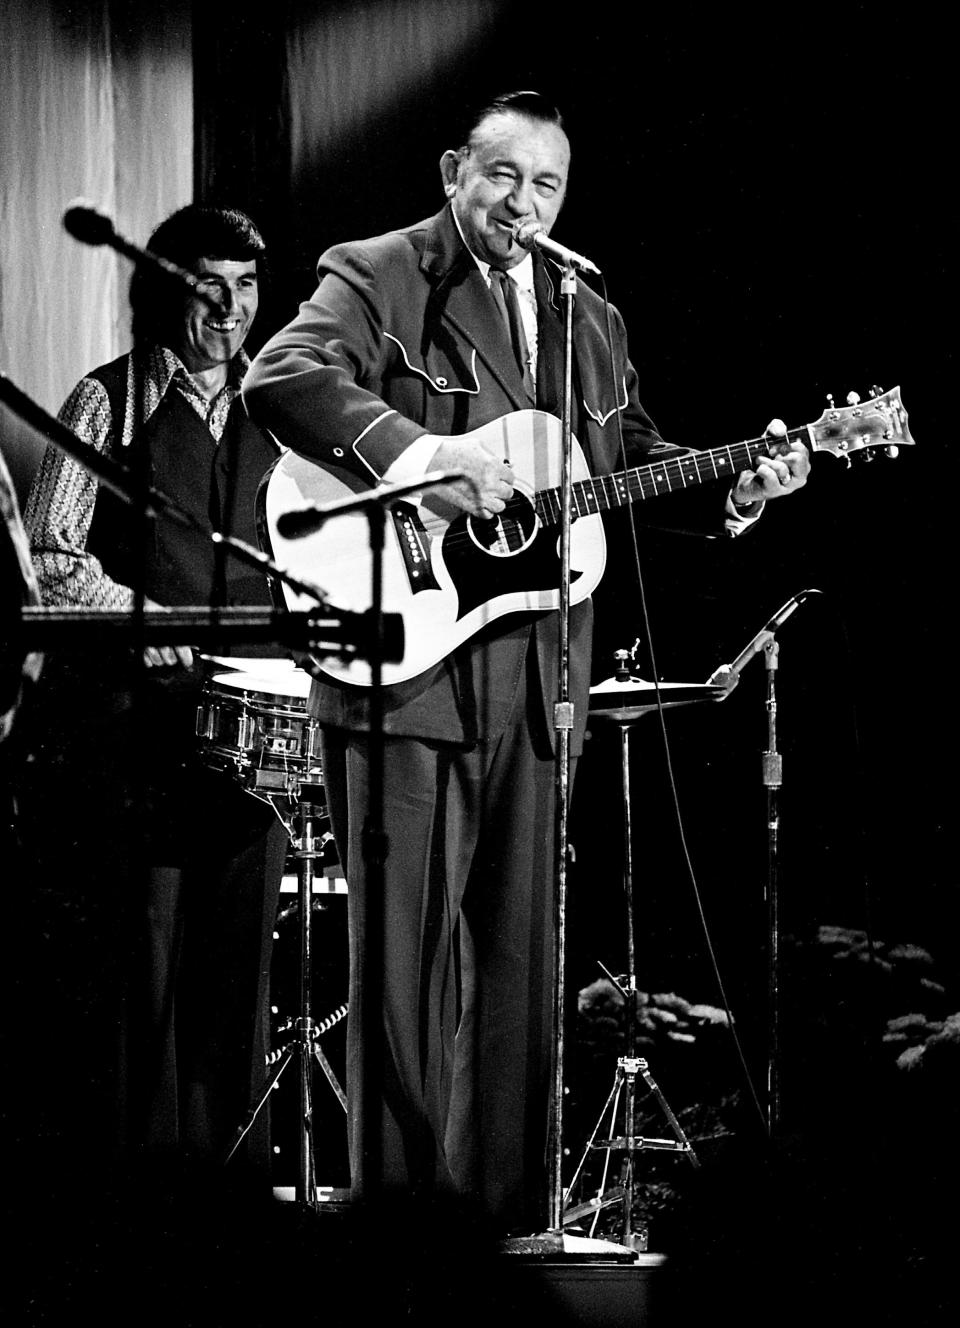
left=808, top=386, right=914, bottom=462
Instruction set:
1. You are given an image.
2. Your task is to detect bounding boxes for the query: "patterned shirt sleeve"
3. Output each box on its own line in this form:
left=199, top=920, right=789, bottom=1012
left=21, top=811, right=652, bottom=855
left=24, top=377, right=136, bottom=609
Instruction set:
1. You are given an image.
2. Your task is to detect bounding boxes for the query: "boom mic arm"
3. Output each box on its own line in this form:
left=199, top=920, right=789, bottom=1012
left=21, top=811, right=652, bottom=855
left=62, top=200, right=220, bottom=309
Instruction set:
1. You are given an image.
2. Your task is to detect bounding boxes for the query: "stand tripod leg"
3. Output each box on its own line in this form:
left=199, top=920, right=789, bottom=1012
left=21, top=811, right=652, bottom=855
left=224, top=1045, right=293, bottom=1164
left=563, top=1068, right=624, bottom=1223
left=637, top=1060, right=700, bottom=1169
left=312, top=1040, right=348, bottom=1112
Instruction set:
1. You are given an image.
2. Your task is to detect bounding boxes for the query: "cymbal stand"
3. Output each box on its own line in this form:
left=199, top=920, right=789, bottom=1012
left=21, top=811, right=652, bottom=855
left=761, top=636, right=782, bottom=1137
left=224, top=782, right=346, bottom=1209
left=706, top=589, right=822, bottom=1138
left=563, top=709, right=698, bottom=1248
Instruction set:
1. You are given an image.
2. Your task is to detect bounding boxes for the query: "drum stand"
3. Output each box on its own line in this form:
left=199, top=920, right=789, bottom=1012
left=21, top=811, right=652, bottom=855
left=225, top=781, right=346, bottom=1210
left=564, top=662, right=715, bottom=1247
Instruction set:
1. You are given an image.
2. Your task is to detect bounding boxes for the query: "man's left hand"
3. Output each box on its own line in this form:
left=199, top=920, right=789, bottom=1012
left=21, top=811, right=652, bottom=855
left=732, top=419, right=810, bottom=506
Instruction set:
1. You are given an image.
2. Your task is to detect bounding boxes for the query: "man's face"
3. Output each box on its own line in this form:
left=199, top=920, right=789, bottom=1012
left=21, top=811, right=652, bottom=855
left=444, top=110, right=570, bottom=269
left=172, top=257, right=259, bottom=373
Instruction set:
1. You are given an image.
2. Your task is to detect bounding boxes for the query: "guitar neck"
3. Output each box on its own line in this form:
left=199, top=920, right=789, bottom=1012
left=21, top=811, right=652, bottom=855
left=535, top=424, right=809, bottom=524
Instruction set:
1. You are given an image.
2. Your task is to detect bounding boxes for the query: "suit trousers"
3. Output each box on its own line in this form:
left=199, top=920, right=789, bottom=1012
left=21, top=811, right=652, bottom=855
left=322, top=637, right=576, bottom=1234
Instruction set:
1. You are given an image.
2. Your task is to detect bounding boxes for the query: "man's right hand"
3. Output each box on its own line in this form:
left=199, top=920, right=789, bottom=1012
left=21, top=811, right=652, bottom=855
left=428, top=438, right=515, bottom=519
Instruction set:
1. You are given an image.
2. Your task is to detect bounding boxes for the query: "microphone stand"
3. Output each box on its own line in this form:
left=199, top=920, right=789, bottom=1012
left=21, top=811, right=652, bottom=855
left=359, top=500, right=387, bottom=1207
left=62, top=201, right=222, bottom=312
left=707, top=589, right=822, bottom=1138
left=547, top=258, right=577, bottom=1238
left=761, top=633, right=783, bottom=1137
left=505, top=259, right=577, bottom=1254
left=498, top=256, right=584, bottom=1257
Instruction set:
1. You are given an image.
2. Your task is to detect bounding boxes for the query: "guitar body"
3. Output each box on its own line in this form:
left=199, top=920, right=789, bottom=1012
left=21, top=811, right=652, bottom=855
left=263, top=410, right=607, bottom=686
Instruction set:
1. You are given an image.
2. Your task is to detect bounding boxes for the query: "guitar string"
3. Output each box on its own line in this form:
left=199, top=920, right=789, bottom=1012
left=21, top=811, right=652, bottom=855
left=412, top=428, right=803, bottom=549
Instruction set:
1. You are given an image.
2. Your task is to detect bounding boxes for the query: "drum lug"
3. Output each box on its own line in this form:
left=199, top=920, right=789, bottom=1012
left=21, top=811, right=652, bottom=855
left=196, top=701, right=218, bottom=741
left=238, top=713, right=257, bottom=751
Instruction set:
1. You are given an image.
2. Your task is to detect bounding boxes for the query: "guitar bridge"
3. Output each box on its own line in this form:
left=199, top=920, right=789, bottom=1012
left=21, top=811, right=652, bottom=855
left=392, top=501, right=441, bottom=594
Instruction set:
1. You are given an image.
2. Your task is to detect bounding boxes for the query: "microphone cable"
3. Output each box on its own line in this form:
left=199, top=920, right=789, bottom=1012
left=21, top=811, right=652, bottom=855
left=594, top=269, right=769, bottom=1136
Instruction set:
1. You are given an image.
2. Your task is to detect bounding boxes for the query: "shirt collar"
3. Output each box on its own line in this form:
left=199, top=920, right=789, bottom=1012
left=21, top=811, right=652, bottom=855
left=450, top=206, right=536, bottom=293
left=148, top=343, right=251, bottom=399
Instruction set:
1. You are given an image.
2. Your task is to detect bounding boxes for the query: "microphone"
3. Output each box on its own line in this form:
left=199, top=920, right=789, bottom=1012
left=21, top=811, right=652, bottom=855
left=276, top=471, right=469, bottom=539
left=62, top=199, right=220, bottom=309
left=511, top=221, right=601, bottom=276
left=757, top=587, right=823, bottom=636
left=707, top=588, right=823, bottom=689
left=62, top=201, right=116, bottom=246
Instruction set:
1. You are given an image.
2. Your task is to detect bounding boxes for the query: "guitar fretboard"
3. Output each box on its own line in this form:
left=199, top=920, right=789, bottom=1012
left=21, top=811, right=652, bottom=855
left=535, top=426, right=807, bottom=525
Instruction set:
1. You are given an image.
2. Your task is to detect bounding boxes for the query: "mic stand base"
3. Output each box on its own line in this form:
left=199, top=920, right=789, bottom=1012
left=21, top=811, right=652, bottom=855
left=497, top=1230, right=638, bottom=1262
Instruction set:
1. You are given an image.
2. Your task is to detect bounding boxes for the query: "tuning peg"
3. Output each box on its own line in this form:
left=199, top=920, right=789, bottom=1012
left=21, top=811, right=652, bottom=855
left=885, top=445, right=900, bottom=459
left=825, top=393, right=835, bottom=408
left=846, top=390, right=861, bottom=406
left=870, top=384, right=884, bottom=398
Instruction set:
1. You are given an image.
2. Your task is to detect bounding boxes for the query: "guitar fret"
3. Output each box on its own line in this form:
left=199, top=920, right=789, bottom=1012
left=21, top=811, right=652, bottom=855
left=540, top=431, right=796, bottom=527
left=643, top=465, right=668, bottom=498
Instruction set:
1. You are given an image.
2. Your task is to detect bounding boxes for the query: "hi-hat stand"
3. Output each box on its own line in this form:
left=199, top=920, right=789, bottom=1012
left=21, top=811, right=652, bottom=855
left=563, top=1024, right=699, bottom=1249
left=224, top=781, right=346, bottom=1209
left=563, top=656, right=722, bottom=1245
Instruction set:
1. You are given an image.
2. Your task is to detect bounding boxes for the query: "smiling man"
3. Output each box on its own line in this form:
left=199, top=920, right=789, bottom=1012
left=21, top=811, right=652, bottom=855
left=243, top=90, right=808, bottom=1236
left=22, top=205, right=288, bottom=1173
left=30, top=204, right=273, bottom=625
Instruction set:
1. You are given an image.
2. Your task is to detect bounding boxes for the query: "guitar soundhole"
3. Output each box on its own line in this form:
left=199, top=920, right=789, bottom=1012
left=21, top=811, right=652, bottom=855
left=467, top=492, right=540, bottom=559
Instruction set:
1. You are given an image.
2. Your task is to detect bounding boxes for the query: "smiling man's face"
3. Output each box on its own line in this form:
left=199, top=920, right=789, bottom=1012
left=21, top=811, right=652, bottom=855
left=171, top=257, right=259, bottom=372
left=442, top=110, right=570, bottom=269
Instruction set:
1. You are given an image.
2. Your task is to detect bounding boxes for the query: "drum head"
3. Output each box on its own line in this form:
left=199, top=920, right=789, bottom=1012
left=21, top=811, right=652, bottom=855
left=210, top=669, right=313, bottom=703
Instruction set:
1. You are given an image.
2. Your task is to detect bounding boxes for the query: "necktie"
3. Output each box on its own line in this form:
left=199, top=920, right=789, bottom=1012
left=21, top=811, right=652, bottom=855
left=490, top=268, right=535, bottom=399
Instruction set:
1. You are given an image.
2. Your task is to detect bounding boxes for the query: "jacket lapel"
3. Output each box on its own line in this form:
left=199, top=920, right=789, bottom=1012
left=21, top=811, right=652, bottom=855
left=534, top=258, right=564, bottom=414
left=420, top=207, right=533, bottom=412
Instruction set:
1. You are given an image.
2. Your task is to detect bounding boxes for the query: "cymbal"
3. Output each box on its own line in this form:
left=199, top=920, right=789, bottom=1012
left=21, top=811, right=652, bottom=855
left=588, top=674, right=728, bottom=720
left=199, top=654, right=300, bottom=676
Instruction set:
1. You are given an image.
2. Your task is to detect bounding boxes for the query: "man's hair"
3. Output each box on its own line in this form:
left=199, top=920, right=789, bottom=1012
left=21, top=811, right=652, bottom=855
left=130, top=204, right=266, bottom=345
left=458, top=89, right=565, bottom=153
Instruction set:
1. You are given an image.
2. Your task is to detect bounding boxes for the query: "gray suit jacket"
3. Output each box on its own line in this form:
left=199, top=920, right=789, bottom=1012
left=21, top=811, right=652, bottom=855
left=243, top=205, right=730, bottom=748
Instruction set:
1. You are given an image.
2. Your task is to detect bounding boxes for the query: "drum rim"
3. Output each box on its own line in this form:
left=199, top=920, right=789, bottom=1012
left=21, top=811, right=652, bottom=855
left=207, top=669, right=314, bottom=705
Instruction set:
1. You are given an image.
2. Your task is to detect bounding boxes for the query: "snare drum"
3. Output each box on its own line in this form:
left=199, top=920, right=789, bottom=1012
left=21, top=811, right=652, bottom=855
left=196, top=668, right=321, bottom=797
